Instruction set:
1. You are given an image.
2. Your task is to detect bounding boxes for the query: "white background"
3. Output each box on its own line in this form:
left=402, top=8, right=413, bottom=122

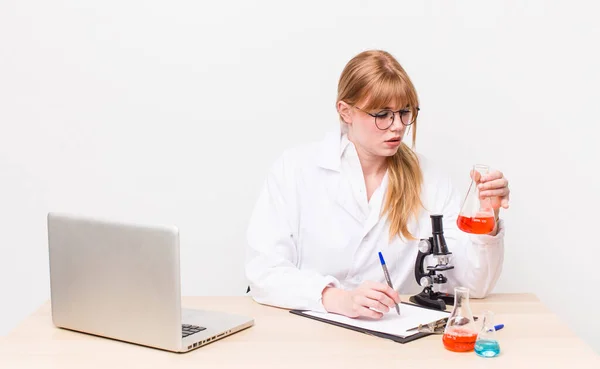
left=1, top=0, right=599, bottom=354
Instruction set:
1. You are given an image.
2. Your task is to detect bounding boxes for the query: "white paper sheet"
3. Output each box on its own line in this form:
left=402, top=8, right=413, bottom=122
left=303, top=303, right=449, bottom=338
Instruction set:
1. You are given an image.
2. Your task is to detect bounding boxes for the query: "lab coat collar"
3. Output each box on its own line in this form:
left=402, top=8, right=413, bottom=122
left=315, top=124, right=390, bottom=226
left=316, top=124, right=344, bottom=172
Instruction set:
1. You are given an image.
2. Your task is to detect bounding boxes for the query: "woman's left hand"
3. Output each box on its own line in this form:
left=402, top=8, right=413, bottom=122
left=474, top=170, right=510, bottom=210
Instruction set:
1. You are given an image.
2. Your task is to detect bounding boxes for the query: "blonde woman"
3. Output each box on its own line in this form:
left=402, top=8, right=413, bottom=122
left=245, top=50, right=510, bottom=319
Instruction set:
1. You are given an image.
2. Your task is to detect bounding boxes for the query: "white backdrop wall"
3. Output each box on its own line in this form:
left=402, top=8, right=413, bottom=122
left=1, top=0, right=599, bottom=353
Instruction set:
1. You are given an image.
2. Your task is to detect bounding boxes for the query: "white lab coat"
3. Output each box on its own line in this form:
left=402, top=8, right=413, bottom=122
left=245, top=127, right=505, bottom=313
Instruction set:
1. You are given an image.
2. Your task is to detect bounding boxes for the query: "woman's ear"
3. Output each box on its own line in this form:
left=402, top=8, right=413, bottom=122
left=337, top=101, right=353, bottom=125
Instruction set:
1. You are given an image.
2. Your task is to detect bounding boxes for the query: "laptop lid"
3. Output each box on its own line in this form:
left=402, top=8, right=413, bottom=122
left=47, top=212, right=183, bottom=351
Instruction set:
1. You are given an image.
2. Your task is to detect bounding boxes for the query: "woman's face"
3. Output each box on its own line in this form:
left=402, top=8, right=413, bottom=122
left=339, top=101, right=410, bottom=158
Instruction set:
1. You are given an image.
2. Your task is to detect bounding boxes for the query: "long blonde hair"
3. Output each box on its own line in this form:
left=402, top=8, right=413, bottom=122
left=337, top=50, right=423, bottom=241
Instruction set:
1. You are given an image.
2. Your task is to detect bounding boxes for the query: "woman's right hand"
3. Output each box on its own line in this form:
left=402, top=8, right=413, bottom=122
left=321, top=281, right=401, bottom=319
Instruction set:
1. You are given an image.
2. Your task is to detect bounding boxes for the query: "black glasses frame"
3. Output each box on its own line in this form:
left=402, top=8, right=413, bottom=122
left=354, top=106, right=420, bottom=130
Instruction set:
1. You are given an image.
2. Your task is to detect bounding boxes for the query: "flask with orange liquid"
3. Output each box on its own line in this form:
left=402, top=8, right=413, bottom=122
left=442, top=287, right=478, bottom=352
left=457, top=164, right=496, bottom=234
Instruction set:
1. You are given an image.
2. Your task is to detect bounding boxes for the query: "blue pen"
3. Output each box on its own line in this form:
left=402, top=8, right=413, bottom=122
left=378, top=252, right=400, bottom=315
left=494, top=324, right=504, bottom=331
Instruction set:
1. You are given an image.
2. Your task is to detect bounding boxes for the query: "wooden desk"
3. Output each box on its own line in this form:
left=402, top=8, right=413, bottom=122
left=0, top=294, right=598, bottom=368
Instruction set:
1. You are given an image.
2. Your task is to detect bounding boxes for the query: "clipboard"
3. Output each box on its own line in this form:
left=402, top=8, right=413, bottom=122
left=290, top=301, right=451, bottom=344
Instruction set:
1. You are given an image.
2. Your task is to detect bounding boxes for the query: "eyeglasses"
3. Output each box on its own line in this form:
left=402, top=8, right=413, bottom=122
left=354, top=106, right=420, bottom=130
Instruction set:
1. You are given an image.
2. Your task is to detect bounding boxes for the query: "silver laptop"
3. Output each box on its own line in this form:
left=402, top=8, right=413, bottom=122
left=47, top=212, right=254, bottom=352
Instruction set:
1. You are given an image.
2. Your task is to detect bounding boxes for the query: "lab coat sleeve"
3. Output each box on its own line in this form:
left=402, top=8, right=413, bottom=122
left=437, top=174, right=505, bottom=298
left=245, top=153, right=341, bottom=312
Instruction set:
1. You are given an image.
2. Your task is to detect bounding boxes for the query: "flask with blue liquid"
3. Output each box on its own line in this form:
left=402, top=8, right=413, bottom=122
left=474, top=310, right=501, bottom=357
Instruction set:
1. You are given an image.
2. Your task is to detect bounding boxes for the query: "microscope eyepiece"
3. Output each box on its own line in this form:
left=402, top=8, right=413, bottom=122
left=431, top=214, right=444, bottom=234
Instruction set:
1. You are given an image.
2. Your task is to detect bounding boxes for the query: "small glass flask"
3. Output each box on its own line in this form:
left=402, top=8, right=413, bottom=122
left=457, top=164, right=496, bottom=234
left=442, top=287, right=478, bottom=352
left=474, top=310, right=501, bottom=358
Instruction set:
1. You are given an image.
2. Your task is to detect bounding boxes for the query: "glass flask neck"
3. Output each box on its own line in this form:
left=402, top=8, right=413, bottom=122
left=454, top=287, right=470, bottom=307
left=482, top=310, right=495, bottom=328
left=473, top=164, right=489, bottom=176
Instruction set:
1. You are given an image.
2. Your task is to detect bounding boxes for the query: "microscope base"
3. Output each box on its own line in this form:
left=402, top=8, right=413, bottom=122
left=409, top=289, right=455, bottom=311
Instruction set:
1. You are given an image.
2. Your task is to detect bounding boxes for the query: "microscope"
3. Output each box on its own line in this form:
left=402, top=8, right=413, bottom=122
left=409, top=214, right=455, bottom=311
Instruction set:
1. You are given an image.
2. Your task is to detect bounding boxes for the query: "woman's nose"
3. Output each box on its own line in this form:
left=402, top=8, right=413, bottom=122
left=389, top=113, right=404, bottom=131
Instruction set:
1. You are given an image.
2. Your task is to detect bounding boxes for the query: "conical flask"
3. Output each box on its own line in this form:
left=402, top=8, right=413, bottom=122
left=457, top=164, right=496, bottom=234
left=442, top=287, right=478, bottom=352
left=474, top=311, right=501, bottom=357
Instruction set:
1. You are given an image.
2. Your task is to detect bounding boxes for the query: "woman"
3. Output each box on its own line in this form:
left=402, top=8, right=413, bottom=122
left=245, top=50, right=510, bottom=319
